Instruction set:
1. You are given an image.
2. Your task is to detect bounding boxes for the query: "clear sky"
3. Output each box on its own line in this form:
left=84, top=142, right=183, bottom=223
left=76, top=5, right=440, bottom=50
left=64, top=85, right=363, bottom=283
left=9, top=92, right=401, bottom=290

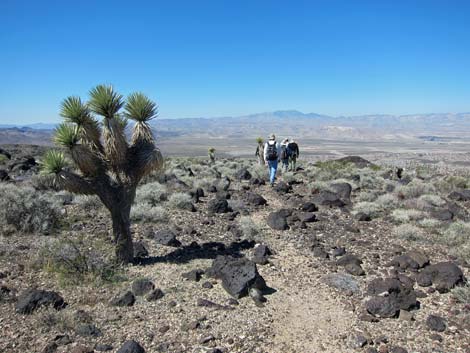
left=1, top=0, right=469, bottom=124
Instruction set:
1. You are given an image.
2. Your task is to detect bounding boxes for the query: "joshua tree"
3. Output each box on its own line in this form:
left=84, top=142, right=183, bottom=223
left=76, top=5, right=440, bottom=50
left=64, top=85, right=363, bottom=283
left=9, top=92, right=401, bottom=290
left=208, top=147, right=216, bottom=164
left=41, top=85, right=163, bottom=264
left=255, top=137, right=264, bottom=165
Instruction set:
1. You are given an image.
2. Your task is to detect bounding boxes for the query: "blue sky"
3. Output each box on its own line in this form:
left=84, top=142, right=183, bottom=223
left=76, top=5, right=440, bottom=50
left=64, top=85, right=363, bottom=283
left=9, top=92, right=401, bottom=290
left=1, top=0, right=469, bottom=124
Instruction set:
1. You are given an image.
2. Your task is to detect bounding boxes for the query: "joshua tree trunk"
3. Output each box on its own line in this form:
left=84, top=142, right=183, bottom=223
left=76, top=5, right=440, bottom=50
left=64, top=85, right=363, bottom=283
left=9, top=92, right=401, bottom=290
left=258, top=144, right=265, bottom=165
left=111, top=205, right=133, bottom=263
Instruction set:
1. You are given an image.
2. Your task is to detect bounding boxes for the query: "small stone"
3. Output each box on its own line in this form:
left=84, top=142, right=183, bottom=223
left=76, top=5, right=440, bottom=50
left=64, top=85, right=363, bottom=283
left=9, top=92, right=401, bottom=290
left=202, top=281, right=213, bottom=289
left=110, top=291, right=135, bottom=307
left=75, top=323, right=102, bottom=337
left=159, top=325, right=170, bottom=333
left=42, top=342, right=58, bottom=353
left=199, top=335, right=216, bottom=344
left=426, top=314, right=446, bottom=332
left=146, top=288, right=164, bottom=301
left=116, top=340, right=145, bottom=353
left=132, top=278, right=155, bottom=296
left=399, top=309, right=414, bottom=321
left=95, top=344, right=113, bottom=351
left=182, top=269, right=204, bottom=282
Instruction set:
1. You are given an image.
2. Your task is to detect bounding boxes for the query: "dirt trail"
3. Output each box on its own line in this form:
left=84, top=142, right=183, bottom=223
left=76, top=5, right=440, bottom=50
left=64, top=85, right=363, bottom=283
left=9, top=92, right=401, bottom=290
left=252, top=183, right=358, bottom=353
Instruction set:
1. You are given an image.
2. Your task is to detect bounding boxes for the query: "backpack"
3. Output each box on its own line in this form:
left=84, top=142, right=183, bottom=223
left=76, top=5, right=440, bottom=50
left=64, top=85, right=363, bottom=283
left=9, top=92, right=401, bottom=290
left=280, top=145, right=288, bottom=160
left=266, top=142, right=278, bottom=161
left=287, top=142, right=298, bottom=157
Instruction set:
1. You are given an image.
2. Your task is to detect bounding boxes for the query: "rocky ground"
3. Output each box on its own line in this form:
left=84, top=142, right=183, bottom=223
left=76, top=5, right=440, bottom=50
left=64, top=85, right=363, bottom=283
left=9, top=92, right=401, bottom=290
left=0, top=145, right=470, bottom=353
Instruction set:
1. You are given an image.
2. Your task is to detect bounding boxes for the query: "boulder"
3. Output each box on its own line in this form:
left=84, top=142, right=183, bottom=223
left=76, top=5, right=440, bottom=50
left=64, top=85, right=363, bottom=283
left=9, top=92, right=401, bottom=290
left=110, top=291, right=135, bottom=307
left=365, top=278, right=418, bottom=318
left=16, top=289, right=66, bottom=314
left=426, top=314, right=446, bottom=332
left=153, top=230, right=181, bottom=247
left=431, top=208, right=453, bottom=221
left=448, top=190, right=470, bottom=201
left=300, top=201, right=318, bottom=212
left=389, top=251, right=429, bottom=271
left=189, top=188, right=205, bottom=203
left=182, top=269, right=204, bottom=282
left=322, top=273, right=360, bottom=294
left=418, top=262, right=465, bottom=292
left=274, top=181, right=292, bottom=193
left=313, top=191, right=346, bottom=207
left=252, top=244, right=272, bottom=265
left=208, top=198, right=231, bottom=214
left=216, top=191, right=231, bottom=200
left=132, top=278, right=155, bottom=296
left=236, top=168, right=252, bottom=180
left=267, top=209, right=292, bottom=230
left=330, top=182, right=352, bottom=201
left=206, top=256, right=267, bottom=298
left=336, top=254, right=362, bottom=267
left=117, top=340, right=145, bottom=353
left=245, top=192, right=267, bottom=206
left=296, top=212, right=316, bottom=223
left=76, top=323, right=102, bottom=337
left=146, top=288, right=164, bottom=301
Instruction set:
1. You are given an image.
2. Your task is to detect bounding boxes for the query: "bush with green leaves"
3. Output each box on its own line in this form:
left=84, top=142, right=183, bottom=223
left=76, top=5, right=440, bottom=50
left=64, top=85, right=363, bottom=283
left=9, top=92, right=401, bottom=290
left=40, top=85, right=164, bottom=264
left=352, top=201, right=381, bottom=219
left=0, top=184, right=62, bottom=234
left=396, top=179, right=435, bottom=199
left=441, top=222, right=470, bottom=247
left=135, top=181, right=168, bottom=206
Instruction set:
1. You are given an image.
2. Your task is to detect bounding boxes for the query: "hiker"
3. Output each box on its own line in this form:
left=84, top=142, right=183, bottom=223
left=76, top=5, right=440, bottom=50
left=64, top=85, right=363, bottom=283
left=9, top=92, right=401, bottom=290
left=287, top=139, right=299, bottom=171
left=255, top=137, right=265, bottom=165
left=280, top=138, right=289, bottom=173
left=263, top=134, right=281, bottom=186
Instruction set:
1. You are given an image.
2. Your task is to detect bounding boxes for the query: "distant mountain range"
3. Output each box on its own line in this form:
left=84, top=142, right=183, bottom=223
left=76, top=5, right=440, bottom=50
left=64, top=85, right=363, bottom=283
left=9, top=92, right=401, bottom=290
left=1, top=110, right=470, bottom=145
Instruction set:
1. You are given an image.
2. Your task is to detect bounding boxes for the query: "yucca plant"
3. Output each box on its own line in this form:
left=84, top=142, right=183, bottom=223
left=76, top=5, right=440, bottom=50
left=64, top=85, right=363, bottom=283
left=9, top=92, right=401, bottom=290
left=208, top=147, right=216, bottom=163
left=41, top=84, right=163, bottom=264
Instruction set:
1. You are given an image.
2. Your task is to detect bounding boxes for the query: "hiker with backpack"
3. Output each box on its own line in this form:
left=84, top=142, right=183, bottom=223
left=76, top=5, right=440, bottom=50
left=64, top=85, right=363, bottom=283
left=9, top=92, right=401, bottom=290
left=263, top=133, right=281, bottom=187
left=280, top=138, right=290, bottom=173
left=287, top=139, right=300, bottom=171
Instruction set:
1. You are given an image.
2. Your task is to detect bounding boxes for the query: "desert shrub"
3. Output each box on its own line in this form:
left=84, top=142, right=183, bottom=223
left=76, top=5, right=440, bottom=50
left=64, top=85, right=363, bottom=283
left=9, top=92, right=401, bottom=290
left=282, top=172, right=297, bottom=184
left=397, top=179, right=435, bottom=199
left=416, top=194, right=446, bottom=209
left=392, top=224, right=425, bottom=241
left=308, top=181, right=333, bottom=193
left=193, top=177, right=217, bottom=191
left=441, top=222, right=470, bottom=247
left=131, top=204, right=167, bottom=223
left=167, top=192, right=193, bottom=209
left=358, top=169, right=385, bottom=190
left=434, top=175, right=470, bottom=193
left=356, top=191, right=379, bottom=202
left=0, top=184, right=62, bottom=234
left=391, top=209, right=424, bottom=223
left=450, top=245, right=470, bottom=263
left=40, top=237, right=122, bottom=285
left=0, top=154, right=7, bottom=164
left=73, top=195, right=103, bottom=210
left=418, top=218, right=442, bottom=229
left=249, top=164, right=269, bottom=181
left=136, top=182, right=167, bottom=206
left=376, top=193, right=400, bottom=210
left=34, top=307, right=76, bottom=332
left=313, top=161, right=358, bottom=181
left=452, top=284, right=470, bottom=304
left=239, top=216, right=261, bottom=238
left=352, top=201, right=381, bottom=219
left=228, top=199, right=246, bottom=212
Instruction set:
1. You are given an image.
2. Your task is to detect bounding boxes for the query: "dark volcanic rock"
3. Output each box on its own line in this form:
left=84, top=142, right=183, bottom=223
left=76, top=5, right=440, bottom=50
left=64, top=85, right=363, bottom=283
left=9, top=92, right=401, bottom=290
left=296, top=212, right=317, bottom=223
left=132, top=278, right=155, bottom=296
left=208, top=198, right=231, bottom=214
left=146, top=288, right=164, bottom=301
left=274, top=181, right=292, bottom=193
left=267, top=209, right=292, bottom=230
left=252, top=244, right=272, bottom=265
left=206, top=256, right=267, bottom=298
left=153, top=230, right=181, bottom=247
left=116, top=340, right=145, bottom=353
left=76, top=323, right=102, bottom=337
left=133, top=241, right=149, bottom=258
left=426, top=314, right=446, bottom=332
left=431, top=208, right=453, bottom=221
left=345, top=263, right=365, bottom=276
left=355, top=212, right=371, bottom=222
left=216, top=191, right=231, bottom=200
left=236, top=168, right=252, bottom=180
left=418, top=262, right=465, bottom=292
left=313, top=191, right=346, bottom=207
left=337, top=254, right=362, bottom=267
left=182, top=269, right=204, bottom=282
left=330, top=182, right=352, bottom=201
left=365, top=278, right=418, bottom=318
left=389, top=251, right=429, bottom=270
left=16, top=289, right=66, bottom=314
left=300, top=201, right=318, bottom=212
left=448, top=189, right=470, bottom=201
left=110, top=291, right=135, bottom=307
left=335, top=156, right=375, bottom=168
left=245, top=192, right=267, bottom=206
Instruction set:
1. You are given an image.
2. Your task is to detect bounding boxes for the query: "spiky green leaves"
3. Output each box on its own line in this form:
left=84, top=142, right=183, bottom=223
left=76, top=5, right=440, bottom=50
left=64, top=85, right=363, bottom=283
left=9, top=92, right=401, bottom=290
left=88, top=84, right=124, bottom=119
left=40, top=150, right=68, bottom=175
left=125, top=93, right=158, bottom=122
left=256, top=137, right=264, bottom=144
left=60, top=96, right=90, bottom=124
left=54, top=123, right=79, bottom=148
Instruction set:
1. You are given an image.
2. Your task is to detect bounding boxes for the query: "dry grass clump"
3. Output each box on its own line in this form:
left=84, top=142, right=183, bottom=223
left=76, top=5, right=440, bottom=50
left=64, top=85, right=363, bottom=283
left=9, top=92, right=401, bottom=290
left=416, top=194, right=446, bottom=209
left=434, top=175, right=470, bottom=193
left=239, top=216, right=261, bottom=239
left=452, top=284, right=470, bottom=304
left=418, top=218, right=443, bottom=229
left=352, top=201, right=381, bottom=219
left=167, top=192, right=193, bottom=209
left=391, top=209, right=425, bottom=224
left=357, top=169, right=385, bottom=190
left=392, top=223, right=426, bottom=241
left=376, top=193, right=400, bottom=210
left=0, top=184, right=62, bottom=235
left=396, top=179, right=436, bottom=199
left=131, top=204, right=168, bottom=223
left=356, top=191, right=379, bottom=202
left=441, top=222, right=470, bottom=246
left=73, top=195, right=103, bottom=210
